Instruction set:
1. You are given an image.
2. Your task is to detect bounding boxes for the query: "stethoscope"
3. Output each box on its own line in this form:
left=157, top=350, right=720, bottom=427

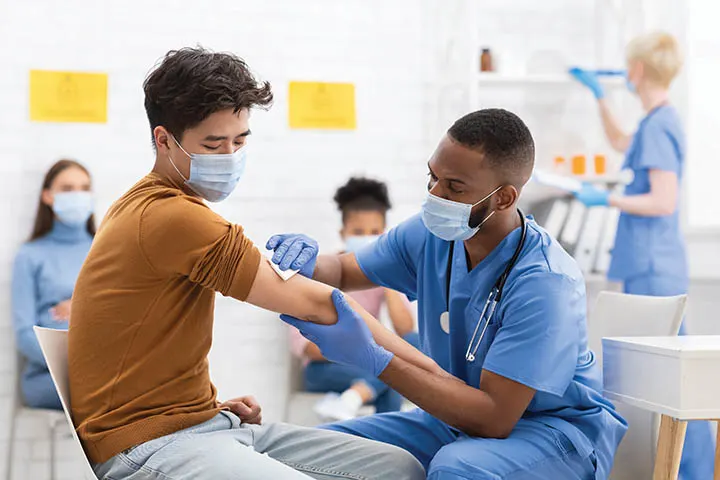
left=444, top=209, right=527, bottom=362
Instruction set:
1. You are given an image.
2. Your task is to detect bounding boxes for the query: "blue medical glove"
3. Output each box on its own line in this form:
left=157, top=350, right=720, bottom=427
left=574, top=183, right=610, bottom=207
left=280, top=290, right=394, bottom=377
left=569, top=67, right=604, bottom=99
left=266, top=234, right=318, bottom=277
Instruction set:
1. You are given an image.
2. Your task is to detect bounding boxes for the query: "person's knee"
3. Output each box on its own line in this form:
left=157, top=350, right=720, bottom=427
left=378, top=445, right=425, bottom=480
left=427, top=448, right=493, bottom=480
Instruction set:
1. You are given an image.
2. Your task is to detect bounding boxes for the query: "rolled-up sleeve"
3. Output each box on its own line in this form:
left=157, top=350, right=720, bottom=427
left=139, top=196, right=261, bottom=300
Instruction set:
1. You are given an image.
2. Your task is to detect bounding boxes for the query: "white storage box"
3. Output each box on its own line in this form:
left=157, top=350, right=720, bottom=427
left=603, top=336, right=720, bottom=420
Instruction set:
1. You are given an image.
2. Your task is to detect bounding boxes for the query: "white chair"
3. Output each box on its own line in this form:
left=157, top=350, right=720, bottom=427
left=6, top=355, right=66, bottom=480
left=32, top=326, right=98, bottom=480
left=587, top=291, right=686, bottom=480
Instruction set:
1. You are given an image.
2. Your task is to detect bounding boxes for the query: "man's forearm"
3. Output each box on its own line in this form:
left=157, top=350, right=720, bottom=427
left=379, top=357, right=508, bottom=438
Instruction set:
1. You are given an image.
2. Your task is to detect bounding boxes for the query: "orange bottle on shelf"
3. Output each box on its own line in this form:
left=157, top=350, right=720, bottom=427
left=594, top=154, right=607, bottom=175
left=480, top=48, right=493, bottom=72
left=571, top=155, right=586, bottom=176
left=553, top=156, right=566, bottom=173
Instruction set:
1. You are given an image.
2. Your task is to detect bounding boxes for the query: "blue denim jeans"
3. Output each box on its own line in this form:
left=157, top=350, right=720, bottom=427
left=93, top=412, right=424, bottom=480
left=304, top=332, right=420, bottom=413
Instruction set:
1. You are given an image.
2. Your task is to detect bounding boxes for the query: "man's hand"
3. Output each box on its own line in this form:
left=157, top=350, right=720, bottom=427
left=266, top=234, right=319, bottom=277
left=280, top=290, right=394, bottom=377
left=219, top=396, right=262, bottom=425
left=50, top=299, right=72, bottom=322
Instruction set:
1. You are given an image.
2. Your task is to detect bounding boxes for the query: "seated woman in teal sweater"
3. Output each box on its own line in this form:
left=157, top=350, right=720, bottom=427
left=12, top=159, right=95, bottom=409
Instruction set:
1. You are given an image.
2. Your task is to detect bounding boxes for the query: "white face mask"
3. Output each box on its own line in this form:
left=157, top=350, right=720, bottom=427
left=421, top=185, right=502, bottom=241
left=168, top=135, right=247, bottom=202
left=53, top=191, right=94, bottom=227
left=344, top=235, right=380, bottom=253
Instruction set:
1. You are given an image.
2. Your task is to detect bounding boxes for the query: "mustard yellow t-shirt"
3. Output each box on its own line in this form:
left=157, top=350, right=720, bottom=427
left=68, top=173, right=261, bottom=463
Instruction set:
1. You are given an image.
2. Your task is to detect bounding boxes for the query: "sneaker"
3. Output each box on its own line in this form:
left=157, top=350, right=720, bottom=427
left=313, top=393, right=357, bottom=422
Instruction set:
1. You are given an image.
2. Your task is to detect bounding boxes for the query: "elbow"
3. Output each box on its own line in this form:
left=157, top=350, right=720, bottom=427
left=459, top=419, right=514, bottom=439
left=308, top=289, right=341, bottom=326
left=610, top=138, right=627, bottom=154
left=647, top=201, right=675, bottom=217
left=657, top=202, right=676, bottom=217
left=484, top=423, right=514, bottom=440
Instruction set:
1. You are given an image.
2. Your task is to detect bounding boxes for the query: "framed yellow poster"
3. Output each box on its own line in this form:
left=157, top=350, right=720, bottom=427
left=30, top=70, right=108, bottom=123
left=288, top=81, right=356, bottom=130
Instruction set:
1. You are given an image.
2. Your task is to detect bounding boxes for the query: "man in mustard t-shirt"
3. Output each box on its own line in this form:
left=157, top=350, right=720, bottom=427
left=68, top=47, right=439, bottom=479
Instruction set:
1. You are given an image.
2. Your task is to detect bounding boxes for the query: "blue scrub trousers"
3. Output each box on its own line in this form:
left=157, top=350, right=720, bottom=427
left=305, top=332, right=420, bottom=414
left=323, top=409, right=596, bottom=479
left=624, top=274, right=716, bottom=480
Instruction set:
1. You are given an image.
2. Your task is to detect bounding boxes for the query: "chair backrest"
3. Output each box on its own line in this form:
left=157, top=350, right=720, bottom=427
left=588, top=291, right=685, bottom=366
left=33, top=327, right=98, bottom=479
left=588, top=291, right=687, bottom=480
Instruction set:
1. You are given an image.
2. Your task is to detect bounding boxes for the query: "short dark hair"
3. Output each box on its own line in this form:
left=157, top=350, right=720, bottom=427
left=333, top=177, right=392, bottom=223
left=447, top=109, right=535, bottom=186
left=143, top=47, right=273, bottom=146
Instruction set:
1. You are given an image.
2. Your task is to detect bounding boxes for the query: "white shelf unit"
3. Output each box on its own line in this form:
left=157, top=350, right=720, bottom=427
left=476, top=73, right=625, bottom=88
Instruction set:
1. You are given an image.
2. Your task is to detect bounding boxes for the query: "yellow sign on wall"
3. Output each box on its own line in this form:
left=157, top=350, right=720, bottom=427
left=288, top=81, right=356, bottom=130
left=30, top=70, right=108, bottom=123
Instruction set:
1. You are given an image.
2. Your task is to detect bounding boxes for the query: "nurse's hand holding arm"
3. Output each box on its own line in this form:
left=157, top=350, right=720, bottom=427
left=569, top=67, right=631, bottom=152
left=246, top=258, right=444, bottom=377
left=283, top=290, right=537, bottom=439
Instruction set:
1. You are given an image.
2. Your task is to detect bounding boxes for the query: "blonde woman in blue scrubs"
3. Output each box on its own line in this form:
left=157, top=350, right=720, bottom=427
left=571, top=32, right=714, bottom=480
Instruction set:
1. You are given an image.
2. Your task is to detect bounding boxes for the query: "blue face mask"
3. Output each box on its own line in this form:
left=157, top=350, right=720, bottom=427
left=421, top=185, right=502, bottom=241
left=626, top=73, right=636, bottom=93
left=169, top=136, right=247, bottom=203
left=344, top=235, right=380, bottom=253
left=53, top=191, right=94, bottom=227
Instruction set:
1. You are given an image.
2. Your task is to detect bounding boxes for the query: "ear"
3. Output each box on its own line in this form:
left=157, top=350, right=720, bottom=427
left=339, top=228, right=346, bottom=240
left=636, top=62, right=645, bottom=83
left=154, top=126, right=171, bottom=152
left=495, top=185, right=518, bottom=211
left=41, top=189, right=54, bottom=207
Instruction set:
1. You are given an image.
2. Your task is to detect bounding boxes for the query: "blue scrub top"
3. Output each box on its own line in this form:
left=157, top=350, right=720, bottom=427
left=356, top=214, right=626, bottom=479
left=607, top=105, right=687, bottom=283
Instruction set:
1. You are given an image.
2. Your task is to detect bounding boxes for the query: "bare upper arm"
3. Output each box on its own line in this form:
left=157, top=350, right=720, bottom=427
left=479, top=369, right=536, bottom=437
left=245, top=257, right=337, bottom=325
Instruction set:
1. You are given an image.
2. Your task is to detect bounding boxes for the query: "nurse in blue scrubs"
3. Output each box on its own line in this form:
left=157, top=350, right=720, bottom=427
left=571, top=32, right=715, bottom=480
left=269, top=109, right=627, bottom=479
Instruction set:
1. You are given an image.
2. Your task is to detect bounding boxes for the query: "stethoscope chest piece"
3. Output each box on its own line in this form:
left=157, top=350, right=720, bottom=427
left=439, top=311, right=450, bottom=334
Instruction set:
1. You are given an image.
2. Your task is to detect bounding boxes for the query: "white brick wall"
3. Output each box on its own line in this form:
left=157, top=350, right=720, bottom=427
left=0, top=1, right=446, bottom=477
left=1, top=1, right=717, bottom=479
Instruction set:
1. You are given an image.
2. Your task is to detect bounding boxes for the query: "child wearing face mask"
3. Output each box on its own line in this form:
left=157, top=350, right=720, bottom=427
left=11, top=159, right=95, bottom=410
left=289, top=177, right=420, bottom=421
